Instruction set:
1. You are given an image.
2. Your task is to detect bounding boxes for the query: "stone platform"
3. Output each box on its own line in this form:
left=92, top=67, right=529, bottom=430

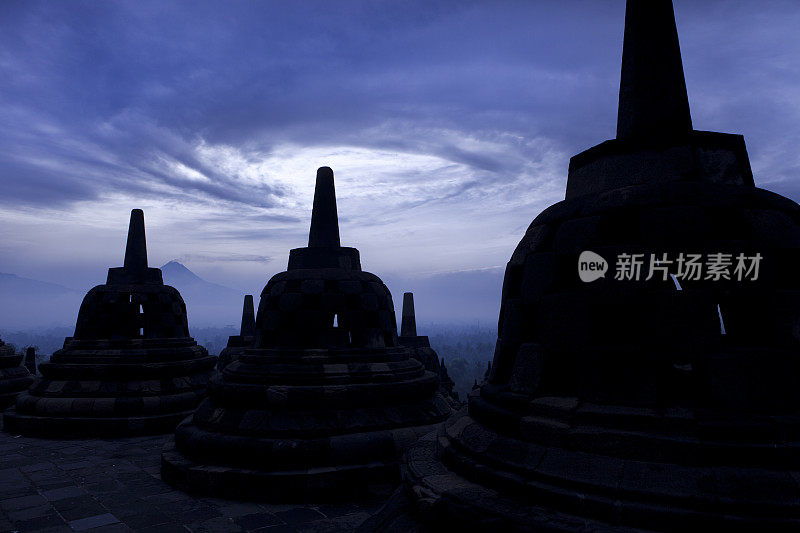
left=0, top=414, right=384, bottom=532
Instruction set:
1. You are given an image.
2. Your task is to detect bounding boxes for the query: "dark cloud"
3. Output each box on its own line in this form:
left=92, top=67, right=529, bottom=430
left=0, top=0, right=622, bottom=210
left=4, top=0, right=794, bottom=208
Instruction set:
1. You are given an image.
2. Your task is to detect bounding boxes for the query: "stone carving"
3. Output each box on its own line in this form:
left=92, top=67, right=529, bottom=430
left=368, top=1, right=800, bottom=530
left=162, top=167, right=451, bottom=500
left=4, top=210, right=216, bottom=437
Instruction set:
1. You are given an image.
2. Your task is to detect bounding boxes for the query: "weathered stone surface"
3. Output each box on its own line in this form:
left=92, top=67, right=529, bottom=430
left=0, top=339, right=34, bottom=409
left=163, top=168, right=451, bottom=500
left=0, top=420, right=383, bottom=532
left=4, top=210, right=215, bottom=437
left=371, top=1, right=800, bottom=530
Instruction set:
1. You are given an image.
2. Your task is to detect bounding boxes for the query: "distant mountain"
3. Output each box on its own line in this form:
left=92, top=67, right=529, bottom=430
left=161, top=261, right=236, bottom=293
left=383, top=267, right=504, bottom=326
left=0, top=272, right=80, bottom=297
left=160, top=261, right=245, bottom=328
left=0, top=272, right=83, bottom=330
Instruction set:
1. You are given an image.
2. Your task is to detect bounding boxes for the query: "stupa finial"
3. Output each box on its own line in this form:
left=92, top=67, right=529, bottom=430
left=616, top=0, right=692, bottom=140
left=401, top=292, right=417, bottom=337
left=308, top=167, right=341, bottom=248
left=240, top=295, right=256, bottom=337
left=123, top=209, right=148, bottom=272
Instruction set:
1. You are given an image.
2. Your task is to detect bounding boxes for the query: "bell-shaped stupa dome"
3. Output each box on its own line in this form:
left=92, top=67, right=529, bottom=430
left=162, top=167, right=451, bottom=500
left=4, top=210, right=216, bottom=437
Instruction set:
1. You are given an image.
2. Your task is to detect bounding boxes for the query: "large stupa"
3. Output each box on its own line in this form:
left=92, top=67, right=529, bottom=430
left=368, top=1, right=800, bottom=530
left=162, top=167, right=452, bottom=500
left=0, top=338, right=34, bottom=409
left=4, top=210, right=216, bottom=437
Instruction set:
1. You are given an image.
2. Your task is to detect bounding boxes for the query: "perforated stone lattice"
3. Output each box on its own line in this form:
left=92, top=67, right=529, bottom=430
left=256, top=271, right=398, bottom=350
left=76, top=286, right=190, bottom=340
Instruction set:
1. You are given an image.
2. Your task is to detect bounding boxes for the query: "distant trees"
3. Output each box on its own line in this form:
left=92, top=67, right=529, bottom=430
left=425, top=324, right=495, bottom=399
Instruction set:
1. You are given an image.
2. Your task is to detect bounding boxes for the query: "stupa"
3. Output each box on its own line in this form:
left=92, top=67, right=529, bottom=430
left=370, top=1, right=800, bottom=530
left=162, top=167, right=451, bottom=500
left=24, top=347, right=36, bottom=375
left=4, top=210, right=216, bottom=437
left=0, top=338, right=34, bottom=409
left=438, top=358, right=456, bottom=401
left=217, top=294, right=256, bottom=370
left=398, top=292, right=459, bottom=406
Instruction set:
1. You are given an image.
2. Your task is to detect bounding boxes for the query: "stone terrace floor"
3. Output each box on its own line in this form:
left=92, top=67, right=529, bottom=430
left=0, top=416, right=384, bottom=533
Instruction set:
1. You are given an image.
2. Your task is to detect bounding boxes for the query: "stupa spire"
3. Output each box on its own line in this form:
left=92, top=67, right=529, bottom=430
left=400, top=292, right=417, bottom=337
left=123, top=209, right=148, bottom=272
left=308, top=167, right=341, bottom=248
left=616, top=0, right=692, bottom=140
left=240, top=295, right=255, bottom=337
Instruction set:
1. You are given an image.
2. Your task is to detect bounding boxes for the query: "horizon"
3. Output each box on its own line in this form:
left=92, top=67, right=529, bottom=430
left=0, top=258, right=501, bottom=332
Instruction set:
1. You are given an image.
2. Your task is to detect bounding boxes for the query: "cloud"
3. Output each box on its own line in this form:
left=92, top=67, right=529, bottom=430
left=173, top=254, right=272, bottom=264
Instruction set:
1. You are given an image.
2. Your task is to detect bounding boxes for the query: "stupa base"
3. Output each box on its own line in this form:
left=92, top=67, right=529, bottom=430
left=4, top=343, right=216, bottom=438
left=370, top=405, right=800, bottom=532
left=161, top=421, right=443, bottom=502
left=0, top=353, right=35, bottom=409
left=3, top=408, right=196, bottom=438
left=162, top=441, right=397, bottom=502
left=380, top=429, right=636, bottom=532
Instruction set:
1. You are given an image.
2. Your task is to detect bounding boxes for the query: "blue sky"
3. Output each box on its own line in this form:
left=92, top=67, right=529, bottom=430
left=1, top=0, right=799, bottom=326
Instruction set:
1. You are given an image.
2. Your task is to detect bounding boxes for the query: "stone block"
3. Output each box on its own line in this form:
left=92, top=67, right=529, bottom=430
left=508, top=343, right=547, bottom=396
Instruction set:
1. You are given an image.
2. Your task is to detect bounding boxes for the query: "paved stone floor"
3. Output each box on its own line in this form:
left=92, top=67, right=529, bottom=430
left=0, top=416, right=384, bottom=532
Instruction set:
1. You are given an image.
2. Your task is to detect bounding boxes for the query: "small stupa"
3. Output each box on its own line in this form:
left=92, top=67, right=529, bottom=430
left=398, top=292, right=459, bottom=406
left=24, top=347, right=36, bottom=375
left=217, top=294, right=256, bottom=370
left=370, top=0, right=800, bottom=530
left=162, top=167, right=451, bottom=500
left=4, top=210, right=216, bottom=437
left=438, top=358, right=456, bottom=401
left=0, top=338, right=34, bottom=409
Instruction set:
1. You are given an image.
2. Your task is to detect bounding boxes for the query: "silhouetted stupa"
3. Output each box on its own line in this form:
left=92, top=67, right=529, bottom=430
left=24, top=347, right=36, bottom=375
left=369, top=1, right=800, bottom=530
left=4, top=210, right=216, bottom=437
left=162, top=167, right=451, bottom=500
left=0, top=338, right=34, bottom=409
left=217, top=294, right=255, bottom=370
left=398, top=292, right=458, bottom=406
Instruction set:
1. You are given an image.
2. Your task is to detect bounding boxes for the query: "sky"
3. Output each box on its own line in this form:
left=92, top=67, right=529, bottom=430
left=1, top=0, right=800, bottom=328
